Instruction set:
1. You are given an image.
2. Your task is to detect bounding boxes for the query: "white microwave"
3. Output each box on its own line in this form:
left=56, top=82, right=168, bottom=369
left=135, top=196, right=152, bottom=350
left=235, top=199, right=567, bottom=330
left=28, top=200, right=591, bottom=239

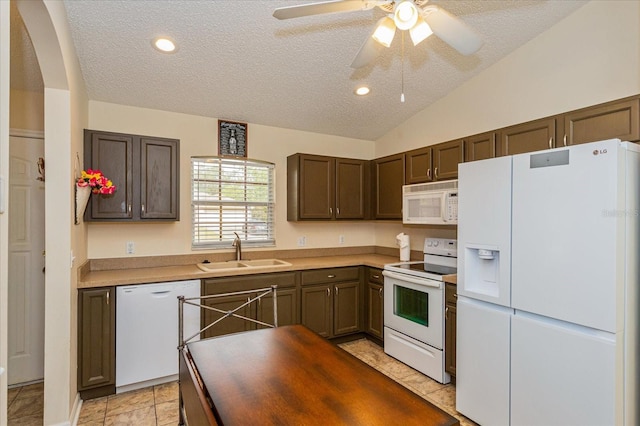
left=402, top=180, right=458, bottom=225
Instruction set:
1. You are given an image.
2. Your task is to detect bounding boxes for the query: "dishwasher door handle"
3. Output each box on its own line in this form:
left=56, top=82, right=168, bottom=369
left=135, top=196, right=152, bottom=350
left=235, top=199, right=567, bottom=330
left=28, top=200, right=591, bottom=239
left=151, top=290, right=172, bottom=297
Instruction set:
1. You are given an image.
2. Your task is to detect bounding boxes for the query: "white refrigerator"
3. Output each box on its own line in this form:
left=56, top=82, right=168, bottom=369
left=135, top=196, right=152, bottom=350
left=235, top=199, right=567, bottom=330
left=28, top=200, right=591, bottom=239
left=456, top=139, right=639, bottom=426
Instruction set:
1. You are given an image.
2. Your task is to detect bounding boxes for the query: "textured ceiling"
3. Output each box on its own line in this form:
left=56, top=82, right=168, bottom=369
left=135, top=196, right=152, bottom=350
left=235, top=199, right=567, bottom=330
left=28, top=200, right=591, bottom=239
left=14, top=1, right=587, bottom=140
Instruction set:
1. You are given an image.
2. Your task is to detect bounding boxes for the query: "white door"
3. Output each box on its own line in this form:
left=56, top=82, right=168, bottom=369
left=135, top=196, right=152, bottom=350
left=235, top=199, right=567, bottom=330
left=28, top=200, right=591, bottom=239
left=456, top=297, right=511, bottom=426
left=511, top=140, right=620, bottom=332
left=511, top=312, right=615, bottom=426
left=8, top=135, right=45, bottom=385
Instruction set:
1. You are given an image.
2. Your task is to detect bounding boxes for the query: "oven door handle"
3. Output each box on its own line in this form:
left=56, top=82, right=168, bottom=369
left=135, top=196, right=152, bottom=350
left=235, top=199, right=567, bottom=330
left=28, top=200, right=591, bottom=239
left=382, top=270, right=442, bottom=288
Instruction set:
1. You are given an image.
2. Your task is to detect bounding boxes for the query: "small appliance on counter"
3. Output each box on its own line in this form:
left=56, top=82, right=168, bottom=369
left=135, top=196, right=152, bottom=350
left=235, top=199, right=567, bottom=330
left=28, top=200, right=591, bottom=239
left=382, top=238, right=457, bottom=384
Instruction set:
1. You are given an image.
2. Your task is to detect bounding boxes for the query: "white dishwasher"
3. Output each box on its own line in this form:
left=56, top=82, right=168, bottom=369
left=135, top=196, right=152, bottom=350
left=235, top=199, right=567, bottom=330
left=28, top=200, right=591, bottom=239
left=116, top=280, right=200, bottom=393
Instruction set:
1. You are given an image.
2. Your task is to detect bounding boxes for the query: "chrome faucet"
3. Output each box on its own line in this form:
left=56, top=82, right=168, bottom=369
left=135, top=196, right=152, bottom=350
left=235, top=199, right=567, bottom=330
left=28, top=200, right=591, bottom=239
left=232, top=232, right=242, bottom=261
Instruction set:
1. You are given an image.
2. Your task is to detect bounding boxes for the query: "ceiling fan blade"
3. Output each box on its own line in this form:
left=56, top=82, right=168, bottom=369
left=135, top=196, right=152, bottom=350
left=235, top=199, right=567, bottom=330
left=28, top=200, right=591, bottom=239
left=273, top=0, right=379, bottom=20
left=423, top=6, right=483, bottom=56
left=350, top=31, right=382, bottom=68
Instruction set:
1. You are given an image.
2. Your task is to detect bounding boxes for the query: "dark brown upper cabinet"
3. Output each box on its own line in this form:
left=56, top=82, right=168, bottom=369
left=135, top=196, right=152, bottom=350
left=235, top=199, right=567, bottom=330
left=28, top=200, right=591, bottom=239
left=562, top=98, right=640, bottom=146
left=84, top=129, right=180, bottom=222
left=405, top=146, right=432, bottom=184
left=287, top=153, right=368, bottom=221
left=464, top=132, right=497, bottom=162
left=372, top=153, right=405, bottom=220
left=432, top=140, right=464, bottom=181
left=499, top=116, right=559, bottom=156
left=405, top=140, right=463, bottom=184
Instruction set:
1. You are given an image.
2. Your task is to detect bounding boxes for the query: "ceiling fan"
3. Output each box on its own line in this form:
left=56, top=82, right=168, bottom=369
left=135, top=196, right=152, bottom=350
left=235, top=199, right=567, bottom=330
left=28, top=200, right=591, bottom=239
left=273, top=0, right=483, bottom=68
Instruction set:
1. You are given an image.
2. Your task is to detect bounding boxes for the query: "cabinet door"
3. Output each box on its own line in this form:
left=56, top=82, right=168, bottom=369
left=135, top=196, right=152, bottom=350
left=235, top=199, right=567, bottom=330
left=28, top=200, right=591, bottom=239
left=464, top=132, right=497, bottom=162
left=563, top=98, right=640, bottom=146
left=445, top=283, right=457, bottom=376
left=257, top=287, right=299, bottom=328
left=405, top=147, right=432, bottom=184
left=299, top=154, right=335, bottom=219
left=366, top=282, right=384, bottom=339
left=301, top=285, right=332, bottom=338
left=140, top=137, right=179, bottom=220
left=333, top=281, right=360, bottom=336
left=78, top=288, right=115, bottom=390
left=433, top=140, right=464, bottom=180
left=335, top=158, right=367, bottom=219
left=202, top=294, right=254, bottom=339
left=373, top=153, right=405, bottom=219
left=84, top=130, right=134, bottom=220
left=445, top=303, right=457, bottom=376
left=499, top=117, right=556, bottom=156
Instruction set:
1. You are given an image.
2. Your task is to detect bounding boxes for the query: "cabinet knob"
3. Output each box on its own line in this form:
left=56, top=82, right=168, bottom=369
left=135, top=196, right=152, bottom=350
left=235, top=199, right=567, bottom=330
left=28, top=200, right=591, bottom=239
left=548, top=137, right=553, bottom=149
left=336, top=207, right=340, bottom=216
left=128, top=204, right=132, bottom=214
left=329, top=207, right=333, bottom=215
left=372, top=274, right=380, bottom=279
left=434, top=167, right=438, bottom=179
left=563, top=134, right=567, bottom=147
left=445, top=306, right=449, bottom=319
left=427, top=168, right=432, bottom=179
left=106, top=291, right=110, bottom=305
left=142, top=203, right=145, bottom=214
left=327, top=274, right=336, bottom=279
left=378, top=287, right=383, bottom=297
left=326, top=287, right=330, bottom=297
left=335, top=286, right=338, bottom=295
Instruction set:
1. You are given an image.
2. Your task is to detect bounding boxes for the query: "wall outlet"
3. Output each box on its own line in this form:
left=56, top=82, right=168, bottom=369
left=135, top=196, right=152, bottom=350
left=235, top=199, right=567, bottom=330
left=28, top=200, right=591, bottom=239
left=297, top=236, right=306, bottom=247
left=339, top=235, right=345, bottom=245
left=126, top=241, right=135, bottom=255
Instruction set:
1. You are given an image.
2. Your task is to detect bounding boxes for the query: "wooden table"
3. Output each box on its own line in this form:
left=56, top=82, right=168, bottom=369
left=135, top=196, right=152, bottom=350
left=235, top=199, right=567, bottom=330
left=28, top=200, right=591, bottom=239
left=180, top=325, right=459, bottom=425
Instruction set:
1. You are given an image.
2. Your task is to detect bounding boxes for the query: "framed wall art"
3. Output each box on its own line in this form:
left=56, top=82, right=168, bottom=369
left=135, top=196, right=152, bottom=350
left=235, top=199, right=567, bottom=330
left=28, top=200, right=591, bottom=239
left=218, top=120, right=248, bottom=157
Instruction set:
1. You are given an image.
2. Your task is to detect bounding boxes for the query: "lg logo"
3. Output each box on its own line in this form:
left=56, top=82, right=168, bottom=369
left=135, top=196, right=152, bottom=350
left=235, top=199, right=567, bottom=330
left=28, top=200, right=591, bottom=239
left=593, top=149, right=608, bottom=156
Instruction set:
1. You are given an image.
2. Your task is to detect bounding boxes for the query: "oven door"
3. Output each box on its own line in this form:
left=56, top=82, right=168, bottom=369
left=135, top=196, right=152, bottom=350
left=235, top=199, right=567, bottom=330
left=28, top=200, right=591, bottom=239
left=383, top=269, right=444, bottom=349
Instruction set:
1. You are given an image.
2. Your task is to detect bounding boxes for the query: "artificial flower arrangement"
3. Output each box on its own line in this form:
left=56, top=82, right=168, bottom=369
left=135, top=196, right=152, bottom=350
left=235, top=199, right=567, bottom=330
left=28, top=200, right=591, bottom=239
left=76, top=169, right=116, bottom=194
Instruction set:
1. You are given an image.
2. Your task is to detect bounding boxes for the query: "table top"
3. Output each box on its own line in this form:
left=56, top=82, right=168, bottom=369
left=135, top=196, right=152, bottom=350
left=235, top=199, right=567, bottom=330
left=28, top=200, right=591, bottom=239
left=187, top=325, right=459, bottom=426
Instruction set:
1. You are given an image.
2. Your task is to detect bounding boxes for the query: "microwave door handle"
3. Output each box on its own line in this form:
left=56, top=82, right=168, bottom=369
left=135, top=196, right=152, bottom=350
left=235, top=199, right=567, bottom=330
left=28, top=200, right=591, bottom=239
left=440, top=193, right=448, bottom=222
left=382, top=270, right=442, bottom=288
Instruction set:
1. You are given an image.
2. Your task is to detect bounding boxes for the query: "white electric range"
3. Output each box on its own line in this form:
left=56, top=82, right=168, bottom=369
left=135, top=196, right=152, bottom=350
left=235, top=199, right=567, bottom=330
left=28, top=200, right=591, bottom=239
left=382, top=238, right=457, bottom=384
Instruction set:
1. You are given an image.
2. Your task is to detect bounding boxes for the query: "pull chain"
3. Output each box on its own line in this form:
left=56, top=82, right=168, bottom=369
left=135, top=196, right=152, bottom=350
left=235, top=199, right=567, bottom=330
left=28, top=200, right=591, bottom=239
left=401, top=31, right=405, bottom=103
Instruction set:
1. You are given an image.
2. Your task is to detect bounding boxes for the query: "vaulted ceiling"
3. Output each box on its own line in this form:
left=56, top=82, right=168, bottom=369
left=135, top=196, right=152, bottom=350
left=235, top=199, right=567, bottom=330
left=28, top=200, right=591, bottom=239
left=12, top=1, right=587, bottom=140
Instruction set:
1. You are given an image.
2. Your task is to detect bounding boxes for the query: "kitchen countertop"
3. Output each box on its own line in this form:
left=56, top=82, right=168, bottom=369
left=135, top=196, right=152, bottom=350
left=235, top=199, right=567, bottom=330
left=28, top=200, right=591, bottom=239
left=443, top=274, right=457, bottom=285
left=78, top=254, right=400, bottom=288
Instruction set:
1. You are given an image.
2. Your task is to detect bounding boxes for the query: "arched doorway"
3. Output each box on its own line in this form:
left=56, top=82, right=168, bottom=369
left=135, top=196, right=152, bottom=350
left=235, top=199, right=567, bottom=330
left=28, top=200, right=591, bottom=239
left=3, top=0, right=78, bottom=424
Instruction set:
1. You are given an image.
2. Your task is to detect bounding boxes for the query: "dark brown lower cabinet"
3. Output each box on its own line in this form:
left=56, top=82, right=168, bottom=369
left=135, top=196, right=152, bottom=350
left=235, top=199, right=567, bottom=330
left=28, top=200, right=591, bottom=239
left=366, top=268, right=384, bottom=339
left=300, top=267, right=362, bottom=338
left=202, top=272, right=298, bottom=339
left=78, top=287, right=116, bottom=399
left=445, top=283, right=457, bottom=377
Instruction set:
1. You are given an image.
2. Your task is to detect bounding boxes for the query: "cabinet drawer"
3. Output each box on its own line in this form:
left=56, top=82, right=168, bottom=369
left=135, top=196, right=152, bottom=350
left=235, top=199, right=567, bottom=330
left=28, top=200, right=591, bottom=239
left=368, top=268, right=383, bottom=284
left=301, top=267, right=360, bottom=286
left=445, top=283, right=457, bottom=305
left=204, top=272, right=296, bottom=294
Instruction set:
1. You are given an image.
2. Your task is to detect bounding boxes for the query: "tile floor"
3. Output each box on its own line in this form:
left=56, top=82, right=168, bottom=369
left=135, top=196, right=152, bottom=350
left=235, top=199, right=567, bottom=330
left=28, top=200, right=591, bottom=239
left=8, top=338, right=478, bottom=425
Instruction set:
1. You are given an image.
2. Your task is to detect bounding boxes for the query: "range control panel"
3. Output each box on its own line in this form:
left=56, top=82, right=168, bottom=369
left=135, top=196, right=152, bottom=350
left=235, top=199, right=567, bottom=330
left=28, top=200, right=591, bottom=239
left=424, top=238, right=457, bottom=257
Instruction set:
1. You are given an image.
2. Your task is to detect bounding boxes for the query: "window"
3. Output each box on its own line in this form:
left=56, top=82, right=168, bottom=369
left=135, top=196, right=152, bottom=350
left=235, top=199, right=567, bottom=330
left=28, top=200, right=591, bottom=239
left=191, top=157, right=275, bottom=249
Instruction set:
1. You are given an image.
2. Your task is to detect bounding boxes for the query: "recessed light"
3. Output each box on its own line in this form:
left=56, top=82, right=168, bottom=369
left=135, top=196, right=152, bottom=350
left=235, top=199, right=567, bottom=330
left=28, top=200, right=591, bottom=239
left=153, top=37, right=176, bottom=53
left=355, top=86, right=370, bottom=96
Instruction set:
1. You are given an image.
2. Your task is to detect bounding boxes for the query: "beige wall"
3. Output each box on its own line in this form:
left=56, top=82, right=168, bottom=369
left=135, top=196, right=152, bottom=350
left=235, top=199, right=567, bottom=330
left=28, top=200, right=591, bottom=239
left=374, top=0, right=640, bottom=253
left=9, top=89, right=44, bottom=131
left=87, top=101, right=377, bottom=259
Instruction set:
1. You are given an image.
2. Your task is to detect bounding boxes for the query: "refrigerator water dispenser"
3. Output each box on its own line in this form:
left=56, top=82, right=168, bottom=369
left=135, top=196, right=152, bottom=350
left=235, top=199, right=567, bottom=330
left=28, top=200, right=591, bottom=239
left=464, top=246, right=501, bottom=298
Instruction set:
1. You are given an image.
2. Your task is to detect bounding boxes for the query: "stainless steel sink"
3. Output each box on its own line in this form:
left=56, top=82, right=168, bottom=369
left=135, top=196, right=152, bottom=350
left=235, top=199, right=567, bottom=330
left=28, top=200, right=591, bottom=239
left=196, top=258, right=291, bottom=272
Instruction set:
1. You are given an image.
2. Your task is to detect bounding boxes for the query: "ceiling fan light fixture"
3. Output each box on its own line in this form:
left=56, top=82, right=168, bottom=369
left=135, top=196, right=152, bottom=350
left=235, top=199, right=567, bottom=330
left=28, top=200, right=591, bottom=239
left=394, top=0, right=419, bottom=31
left=409, top=17, right=433, bottom=46
left=372, top=16, right=396, bottom=48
